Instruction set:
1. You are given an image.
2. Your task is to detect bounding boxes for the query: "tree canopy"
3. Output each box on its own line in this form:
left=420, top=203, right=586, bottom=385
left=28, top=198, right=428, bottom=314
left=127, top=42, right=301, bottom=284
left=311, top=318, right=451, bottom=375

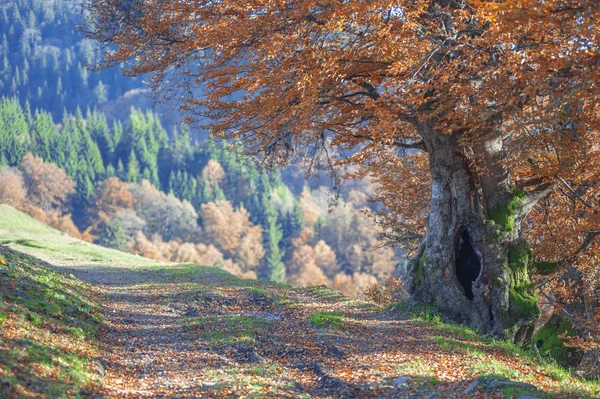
left=84, top=0, right=599, bottom=254
left=83, top=0, right=600, bottom=343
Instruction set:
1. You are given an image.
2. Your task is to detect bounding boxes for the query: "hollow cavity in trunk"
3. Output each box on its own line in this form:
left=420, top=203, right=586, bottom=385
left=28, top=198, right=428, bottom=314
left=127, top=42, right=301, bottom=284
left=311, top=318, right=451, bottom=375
left=455, top=229, right=481, bottom=301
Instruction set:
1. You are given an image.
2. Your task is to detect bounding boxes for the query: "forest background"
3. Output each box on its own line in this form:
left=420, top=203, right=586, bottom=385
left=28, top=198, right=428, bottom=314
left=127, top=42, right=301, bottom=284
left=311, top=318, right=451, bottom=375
left=0, top=0, right=402, bottom=297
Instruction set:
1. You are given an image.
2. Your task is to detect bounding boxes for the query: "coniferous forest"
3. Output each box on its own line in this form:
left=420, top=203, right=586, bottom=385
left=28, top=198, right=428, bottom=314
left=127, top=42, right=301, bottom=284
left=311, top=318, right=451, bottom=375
left=0, top=0, right=400, bottom=294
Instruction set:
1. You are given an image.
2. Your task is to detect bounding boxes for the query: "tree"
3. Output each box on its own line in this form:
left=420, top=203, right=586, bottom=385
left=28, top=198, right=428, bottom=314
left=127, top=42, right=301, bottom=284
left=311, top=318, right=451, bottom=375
left=18, top=153, right=75, bottom=212
left=97, top=218, right=127, bottom=251
left=131, top=180, right=201, bottom=242
left=200, top=200, right=265, bottom=273
left=0, top=167, right=27, bottom=209
left=84, top=1, right=600, bottom=344
left=0, top=97, right=29, bottom=164
left=94, top=80, right=108, bottom=103
left=126, top=149, right=139, bottom=183
left=88, top=176, right=134, bottom=225
left=261, top=192, right=285, bottom=283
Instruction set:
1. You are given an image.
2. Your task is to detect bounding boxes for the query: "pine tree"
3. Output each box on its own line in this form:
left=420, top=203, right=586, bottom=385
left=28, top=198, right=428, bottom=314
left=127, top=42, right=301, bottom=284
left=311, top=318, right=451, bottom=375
left=116, top=159, right=126, bottom=181
left=31, top=109, right=55, bottom=161
left=106, top=163, right=115, bottom=178
left=285, top=199, right=304, bottom=240
left=88, top=109, right=113, bottom=166
left=94, top=80, right=108, bottom=103
left=261, top=193, right=285, bottom=283
left=0, top=97, right=29, bottom=164
left=213, top=181, right=226, bottom=201
left=127, top=150, right=140, bottom=183
left=85, top=136, right=105, bottom=182
left=97, top=219, right=127, bottom=251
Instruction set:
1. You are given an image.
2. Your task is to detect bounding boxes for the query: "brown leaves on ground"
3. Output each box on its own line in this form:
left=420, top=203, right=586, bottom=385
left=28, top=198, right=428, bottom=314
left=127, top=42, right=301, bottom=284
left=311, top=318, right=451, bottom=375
left=79, top=266, right=596, bottom=399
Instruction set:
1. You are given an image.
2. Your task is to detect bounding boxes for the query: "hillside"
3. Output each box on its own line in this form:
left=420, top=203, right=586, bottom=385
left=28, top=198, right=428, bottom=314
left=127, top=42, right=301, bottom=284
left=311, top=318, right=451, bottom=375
left=0, top=0, right=143, bottom=119
left=0, top=204, right=598, bottom=398
left=0, top=96, right=399, bottom=295
left=0, top=0, right=400, bottom=298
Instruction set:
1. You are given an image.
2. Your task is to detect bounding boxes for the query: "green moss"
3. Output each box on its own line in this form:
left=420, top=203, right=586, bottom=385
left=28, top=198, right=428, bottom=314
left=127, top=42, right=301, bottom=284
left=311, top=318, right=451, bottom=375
left=192, top=315, right=270, bottom=346
left=414, top=244, right=427, bottom=287
left=535, top=261, right=559, bottom=275
left=487, top=189, right=526, bottom=232
left=246, top=287, right=270, bottom=297
left=506, top=243, right=540, bottom=321
left=532, top=314, right=577, bottom=365
left=308, top=311, right=344, bottom=330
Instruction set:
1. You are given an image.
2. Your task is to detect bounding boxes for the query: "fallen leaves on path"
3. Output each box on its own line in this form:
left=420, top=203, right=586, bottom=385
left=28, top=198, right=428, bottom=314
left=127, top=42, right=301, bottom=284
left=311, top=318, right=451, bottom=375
left=70, top=266, right=596, bottom=399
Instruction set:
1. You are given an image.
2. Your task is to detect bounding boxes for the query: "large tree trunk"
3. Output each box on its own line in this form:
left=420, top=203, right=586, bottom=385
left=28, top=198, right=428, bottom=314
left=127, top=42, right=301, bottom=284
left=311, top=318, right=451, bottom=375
left=405, top=130, right=540, bottom=346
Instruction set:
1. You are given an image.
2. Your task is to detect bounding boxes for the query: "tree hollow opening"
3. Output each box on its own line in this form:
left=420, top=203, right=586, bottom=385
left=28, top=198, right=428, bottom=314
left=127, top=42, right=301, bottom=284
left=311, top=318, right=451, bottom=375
left=455, top=229, right=481, bottom=300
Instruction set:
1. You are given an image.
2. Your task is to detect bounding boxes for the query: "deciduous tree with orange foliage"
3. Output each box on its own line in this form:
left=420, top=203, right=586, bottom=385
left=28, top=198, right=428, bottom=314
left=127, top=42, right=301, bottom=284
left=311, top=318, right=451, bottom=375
left=83, top=0, right=600, bottom=345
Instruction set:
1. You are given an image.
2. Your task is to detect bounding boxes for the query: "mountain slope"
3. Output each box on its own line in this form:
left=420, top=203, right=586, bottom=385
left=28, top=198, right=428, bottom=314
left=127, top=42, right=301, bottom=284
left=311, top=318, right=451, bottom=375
left=0, top=0, right=142, bottom=119
left=0, top=205, right=598, bottom=398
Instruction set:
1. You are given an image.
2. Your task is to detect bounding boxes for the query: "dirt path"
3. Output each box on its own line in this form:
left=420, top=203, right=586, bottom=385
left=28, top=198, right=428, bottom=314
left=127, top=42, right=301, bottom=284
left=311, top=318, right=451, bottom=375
left=55, top=264, right=520, bottom=399
left=1, top=206, right=593, bottom=398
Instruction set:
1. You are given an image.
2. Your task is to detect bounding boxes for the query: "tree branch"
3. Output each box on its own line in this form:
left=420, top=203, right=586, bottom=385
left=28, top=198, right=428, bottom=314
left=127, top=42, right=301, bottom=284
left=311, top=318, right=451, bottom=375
left=519, top=182, right=556, bottom=218
left=348, top=133, right=427, bottom=152
left=392, top=140, right=426, bottom=151
left=556, top=175, right=594, bottom=208
left=559, top=231, right=600, bottom=266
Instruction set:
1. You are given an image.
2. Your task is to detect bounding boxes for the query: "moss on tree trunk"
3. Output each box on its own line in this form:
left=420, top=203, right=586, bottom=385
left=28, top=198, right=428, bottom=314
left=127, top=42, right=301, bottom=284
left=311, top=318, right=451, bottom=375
left=406, top=132, right=539, bottom=346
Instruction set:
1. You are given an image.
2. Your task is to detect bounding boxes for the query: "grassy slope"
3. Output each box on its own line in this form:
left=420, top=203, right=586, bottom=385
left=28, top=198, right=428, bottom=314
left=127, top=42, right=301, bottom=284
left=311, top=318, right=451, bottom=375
left=0, top=205, right=163, bottom=269
left=0, top=204, right=599, bottom=398
left=0, top=242, right=101, bottom=398
left=0, top=205, right=164, bottom=398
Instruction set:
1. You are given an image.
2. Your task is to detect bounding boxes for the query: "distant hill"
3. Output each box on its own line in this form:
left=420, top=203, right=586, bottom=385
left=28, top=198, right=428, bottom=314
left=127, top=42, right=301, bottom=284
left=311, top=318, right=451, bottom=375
left=0, top=0, right=401, bottom=293
left=0, top=204, right=162, bottom=267
left=0, top=0, right=142, bottom=119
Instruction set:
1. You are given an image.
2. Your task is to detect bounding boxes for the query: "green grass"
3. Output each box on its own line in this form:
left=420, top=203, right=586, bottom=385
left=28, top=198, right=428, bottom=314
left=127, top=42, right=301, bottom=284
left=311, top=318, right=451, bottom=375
left=0, top=245, right=102, bottom=398
left=203, top=362, right=309, bottom=398
left=391, top=303, right=600, bottom=398
left=302, top=285, right=344, bottom=301
left=0, top=204, right=164, bottom=269
left=191, top=315, right=270, bottom=346
left=308, top=311, right=344, bottom=330
left=246, top=287, right=270, bottom=297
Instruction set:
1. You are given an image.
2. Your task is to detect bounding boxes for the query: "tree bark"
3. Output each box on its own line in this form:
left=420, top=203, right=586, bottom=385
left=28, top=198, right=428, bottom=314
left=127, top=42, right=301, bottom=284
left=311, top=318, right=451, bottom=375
left=405, top=129, right=540, bottom=346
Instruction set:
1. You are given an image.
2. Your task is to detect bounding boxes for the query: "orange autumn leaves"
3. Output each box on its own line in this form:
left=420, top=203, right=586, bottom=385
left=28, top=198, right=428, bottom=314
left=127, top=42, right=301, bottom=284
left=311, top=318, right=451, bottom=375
left=83, top=0, right=600, bottom=256
left=83, top=0, right=600, bottom=345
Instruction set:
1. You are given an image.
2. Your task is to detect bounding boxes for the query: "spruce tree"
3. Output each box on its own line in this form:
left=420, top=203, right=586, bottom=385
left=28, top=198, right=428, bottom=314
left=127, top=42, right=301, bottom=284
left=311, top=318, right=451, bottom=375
left=31, top=110, right=55, bottom=161
left=0, top=97, right=29, bottom=164
left=127, top=150, right=140, bottom=183
left=116, top=159, right=126, bottom=181
left=213, top=181, right=226, bottom=201
left=97, top=219, right=127, bottom=251
left=261, top=193, right=285, bottom=283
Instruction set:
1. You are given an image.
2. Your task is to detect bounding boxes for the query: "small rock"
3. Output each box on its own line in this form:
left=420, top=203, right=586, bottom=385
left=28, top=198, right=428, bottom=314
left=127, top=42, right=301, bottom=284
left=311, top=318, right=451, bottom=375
left=464, top=380, right=479, bottom=393
left=575, top=348, right=600, bottom=380
left=202, top=382, right=217, bottom=387
left=393, top=375, right=411, bottom=387
left=516, top=396, right=539, bottom=399
left=319, top=374, right=345, bottom=390
left=239, top=311, right=280, bottom=321
left=183, top=309, right=200, bottom=317
left=234, top=344, right=262, bottom=363
left=328, top=345, right=345, bottom=360
left=92, top=358, right=106, bottom=377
